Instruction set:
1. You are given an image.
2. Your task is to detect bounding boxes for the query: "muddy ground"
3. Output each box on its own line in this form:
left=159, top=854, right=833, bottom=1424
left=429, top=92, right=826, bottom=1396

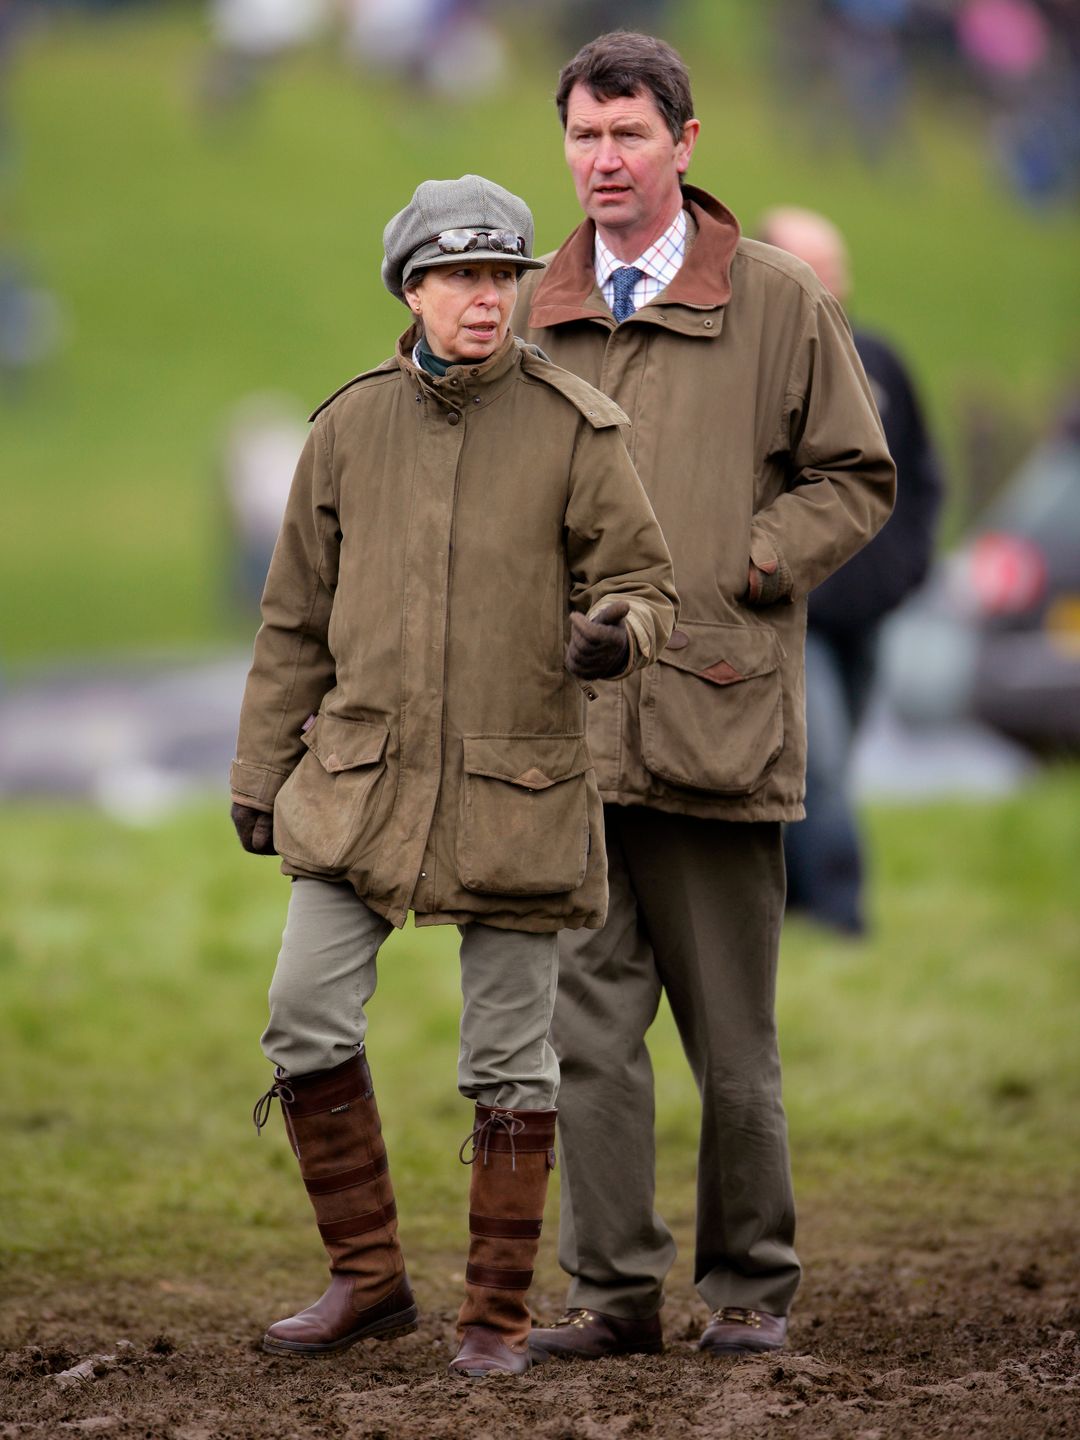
left=2, top=1207, right=1077, bottom=1440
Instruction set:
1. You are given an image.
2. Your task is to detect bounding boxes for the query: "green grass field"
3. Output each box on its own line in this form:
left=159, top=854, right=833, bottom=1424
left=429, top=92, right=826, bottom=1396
left=5, top=3, right=1080, bottom=664
left=3, top=770, right=1077, bottom=1296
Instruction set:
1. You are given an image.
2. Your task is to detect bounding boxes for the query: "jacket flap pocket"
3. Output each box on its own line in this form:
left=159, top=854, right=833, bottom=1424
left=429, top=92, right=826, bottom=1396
left=660, top=621, right=785, bottom=685
left=462, top=734, right=589, bottom=789
left=458, top=733, right=592, bottom=895
left=302, top=714, right=389, bottom=773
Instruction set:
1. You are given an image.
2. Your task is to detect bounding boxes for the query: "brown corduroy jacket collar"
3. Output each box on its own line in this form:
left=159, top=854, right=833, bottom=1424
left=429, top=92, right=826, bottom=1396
left=525, top=184, right=742, bottom=330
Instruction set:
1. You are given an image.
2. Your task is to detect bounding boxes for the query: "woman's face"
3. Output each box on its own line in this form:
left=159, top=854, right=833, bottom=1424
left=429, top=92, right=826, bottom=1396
left=406, top=260, right=519, bottom=363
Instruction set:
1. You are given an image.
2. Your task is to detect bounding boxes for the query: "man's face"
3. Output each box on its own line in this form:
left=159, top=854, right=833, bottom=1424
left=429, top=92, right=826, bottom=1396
left=563, top=82, right=698, bottom=250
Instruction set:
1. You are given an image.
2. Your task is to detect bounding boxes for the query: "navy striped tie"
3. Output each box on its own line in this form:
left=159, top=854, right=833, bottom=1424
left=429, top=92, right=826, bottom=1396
left=611, top=266, right=645, bottom=323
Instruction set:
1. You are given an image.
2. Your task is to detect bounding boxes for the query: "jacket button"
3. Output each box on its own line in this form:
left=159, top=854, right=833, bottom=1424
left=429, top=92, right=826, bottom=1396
left=703, top=318, right=714, bottom=328
left=447, top=411, right=460, bottom=425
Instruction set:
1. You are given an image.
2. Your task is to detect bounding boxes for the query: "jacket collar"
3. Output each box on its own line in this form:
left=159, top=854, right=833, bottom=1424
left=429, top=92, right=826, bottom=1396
left=396, top=324, right=522, bottom=409
left=525, top=185, right=741, bottom=332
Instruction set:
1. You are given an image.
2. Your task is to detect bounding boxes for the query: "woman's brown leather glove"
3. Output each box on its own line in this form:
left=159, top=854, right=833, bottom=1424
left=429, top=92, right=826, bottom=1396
left=231, top=801, right=277, bottom=855
left=565, top=598, right=631, bottom=680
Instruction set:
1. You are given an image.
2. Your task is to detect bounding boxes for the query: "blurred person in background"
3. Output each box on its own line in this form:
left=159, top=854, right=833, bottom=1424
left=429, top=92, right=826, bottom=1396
left=513, top=32, right=895, bottom=1363
left=759, top=206, right=942, bottom=937
left=218, top=393, right=309, bottom=610
left=230, top=175, right=677, bottom=1377
left=202, top=0, right=328, bottom=114
left=773, top=0, right=1080, bottom=203
left=0, top=242, right=64, bottom=394
left=957, top=0, right=1080, bottom=204
left=555, top=0, right=676, bottom=52
left=1, top=0, right=30, bottom=180
left=772, top=0, right=912, bottom=162
left=823, top=0, right=912, bottom=161
left=341, top=0, right=507, bottom=100
left=1, top=4, right=64, bottom=394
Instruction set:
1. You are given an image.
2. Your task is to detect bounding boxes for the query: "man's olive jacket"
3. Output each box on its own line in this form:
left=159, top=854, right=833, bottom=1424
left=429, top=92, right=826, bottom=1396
left=230, top=329, right=677, bottom=931
left=513, top=186, right=896, bottom=821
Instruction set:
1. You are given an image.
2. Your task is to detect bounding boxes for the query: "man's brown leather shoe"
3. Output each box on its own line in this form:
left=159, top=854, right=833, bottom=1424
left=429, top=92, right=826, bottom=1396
left=697, top=1307, right=787, bottom=1355
left=527, top=1308, right=663, bottom=1364
left=449, top=1323, right=532, bottom=1377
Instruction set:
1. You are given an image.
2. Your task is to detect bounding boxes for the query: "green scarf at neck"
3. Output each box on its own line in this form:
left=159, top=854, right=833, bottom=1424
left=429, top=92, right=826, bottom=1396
left=417, top=334, right=453, bottom=377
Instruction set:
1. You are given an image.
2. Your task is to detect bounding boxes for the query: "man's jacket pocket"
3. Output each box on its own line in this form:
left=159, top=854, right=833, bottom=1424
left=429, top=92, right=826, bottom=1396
left=640, top=620, right=785, bottom=795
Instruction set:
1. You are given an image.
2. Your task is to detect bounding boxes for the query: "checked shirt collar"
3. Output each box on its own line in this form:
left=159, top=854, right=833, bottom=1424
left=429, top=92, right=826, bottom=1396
left=594, top=206, right=688, bottom=319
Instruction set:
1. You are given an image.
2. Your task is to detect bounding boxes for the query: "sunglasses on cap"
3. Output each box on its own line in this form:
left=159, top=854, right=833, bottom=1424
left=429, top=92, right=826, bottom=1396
left=429, top=229, right=527, bottom=257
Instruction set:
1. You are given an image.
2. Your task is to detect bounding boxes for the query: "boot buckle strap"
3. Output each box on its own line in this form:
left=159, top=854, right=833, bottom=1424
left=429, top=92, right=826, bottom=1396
left=317, top=1198, right=397, bottom=1244
left=465, top=1261, right=534, bottom=1291
left=468, top=1212, right=543, bottom=1240
left=305, top=1150, right=389, bottom=1196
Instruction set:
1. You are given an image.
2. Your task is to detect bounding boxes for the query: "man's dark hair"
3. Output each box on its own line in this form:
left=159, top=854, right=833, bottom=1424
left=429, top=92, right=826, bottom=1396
left=555, top=31, right=695, bottom=144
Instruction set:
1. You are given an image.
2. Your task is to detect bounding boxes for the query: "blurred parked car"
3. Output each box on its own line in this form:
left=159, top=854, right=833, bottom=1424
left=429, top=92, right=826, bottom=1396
left=880, top=411, right=1080, bottom=751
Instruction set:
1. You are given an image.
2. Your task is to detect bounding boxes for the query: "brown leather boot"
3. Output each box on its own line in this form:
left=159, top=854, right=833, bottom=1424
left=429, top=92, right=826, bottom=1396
left=448, top=1105, right=557, bottom=1378
left=253, top=1051, right=419, bottom=1355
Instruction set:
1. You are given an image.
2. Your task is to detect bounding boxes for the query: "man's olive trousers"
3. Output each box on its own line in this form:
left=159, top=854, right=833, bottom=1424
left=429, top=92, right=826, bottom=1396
left=261, top=877, right=560, bottom=1109
left=554, top=806, right=801, bottom=1318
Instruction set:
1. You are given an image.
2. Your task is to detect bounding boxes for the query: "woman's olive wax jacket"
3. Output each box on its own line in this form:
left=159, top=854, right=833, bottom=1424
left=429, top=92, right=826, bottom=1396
left=230, top=329, right=678, bottom=932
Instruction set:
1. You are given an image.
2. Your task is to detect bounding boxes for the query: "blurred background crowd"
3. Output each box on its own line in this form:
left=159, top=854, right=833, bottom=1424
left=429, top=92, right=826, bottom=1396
left=1, top=0, right=1078, bottom=932
left=5, top=1, right=1080, bottom=194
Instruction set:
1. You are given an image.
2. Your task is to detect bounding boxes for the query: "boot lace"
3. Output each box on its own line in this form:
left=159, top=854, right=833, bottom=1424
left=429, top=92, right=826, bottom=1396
left=552, top=1308, right=598, bottom=1329
left=252, top=1068, right=295, bottom=1135
left=458, top=1108, right=525, bottom=1169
